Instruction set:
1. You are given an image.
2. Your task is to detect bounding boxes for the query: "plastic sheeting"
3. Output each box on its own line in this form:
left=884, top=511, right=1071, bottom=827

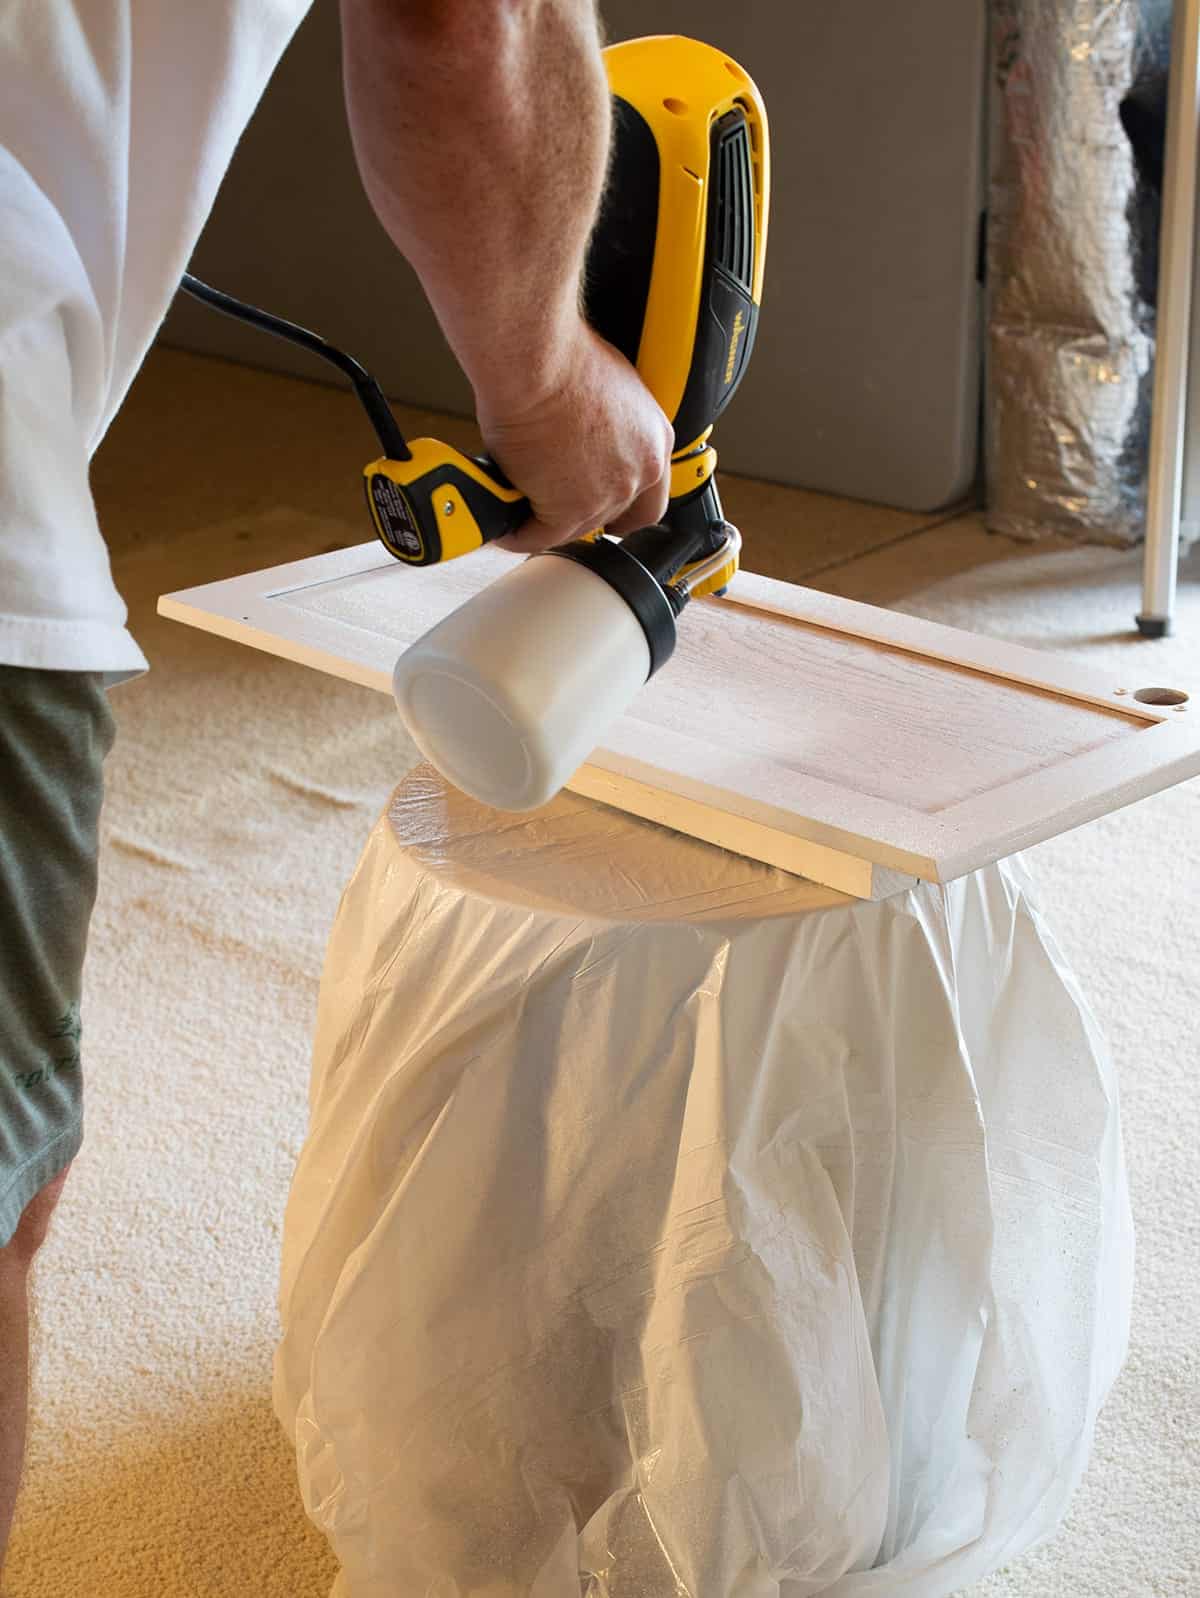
left=274, top=770, right=1134, bottom=1598
left=986, top=0, right=1171, bottom=545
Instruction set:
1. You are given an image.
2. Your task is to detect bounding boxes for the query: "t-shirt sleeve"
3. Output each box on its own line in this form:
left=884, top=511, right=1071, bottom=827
left=0, top=147, right=141, bottom=669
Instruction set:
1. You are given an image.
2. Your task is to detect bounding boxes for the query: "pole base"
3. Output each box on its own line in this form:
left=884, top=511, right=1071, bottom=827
left=1135, top=614, right=1171, bottom=638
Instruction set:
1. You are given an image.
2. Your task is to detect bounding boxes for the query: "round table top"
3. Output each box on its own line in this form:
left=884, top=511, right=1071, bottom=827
left=383, top=765, right=878, bottom=926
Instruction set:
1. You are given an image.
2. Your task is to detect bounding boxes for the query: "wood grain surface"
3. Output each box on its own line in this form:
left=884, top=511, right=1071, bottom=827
left=160, top=541, right=1200, bottom=896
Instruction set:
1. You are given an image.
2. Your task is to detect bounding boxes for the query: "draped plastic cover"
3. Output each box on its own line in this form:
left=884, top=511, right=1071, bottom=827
left=274, top=771, right=1133, bottom=1598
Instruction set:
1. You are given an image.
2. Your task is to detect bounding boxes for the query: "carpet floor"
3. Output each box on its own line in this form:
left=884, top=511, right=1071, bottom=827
left=5, top=506, right=1197, bottom=1597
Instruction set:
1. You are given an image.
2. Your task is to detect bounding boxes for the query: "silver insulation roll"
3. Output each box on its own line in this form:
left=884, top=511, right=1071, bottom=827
left=987, top=0, right=1171, bottom=545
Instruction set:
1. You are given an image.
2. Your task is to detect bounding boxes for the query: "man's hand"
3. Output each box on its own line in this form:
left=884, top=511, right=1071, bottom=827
left=340, top=0, right=671, bottom=551
left=479, top=325, right=673, bottom=552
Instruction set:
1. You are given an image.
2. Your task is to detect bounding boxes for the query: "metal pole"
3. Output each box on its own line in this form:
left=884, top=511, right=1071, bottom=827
left=1140, top=0, right=1200, bottom=636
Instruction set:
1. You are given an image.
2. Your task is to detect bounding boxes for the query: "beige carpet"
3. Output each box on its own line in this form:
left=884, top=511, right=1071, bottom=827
left=5, top=507, right=1198, bottom=1596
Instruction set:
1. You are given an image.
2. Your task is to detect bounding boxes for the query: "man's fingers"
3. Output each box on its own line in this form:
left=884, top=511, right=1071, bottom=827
left=604, top=464, right=671, bottom=539
left=498, top=459, right=672, bottom=554
left=478, top=324, right=675, bottom=559
left=495, top=517, right=589, bottom=555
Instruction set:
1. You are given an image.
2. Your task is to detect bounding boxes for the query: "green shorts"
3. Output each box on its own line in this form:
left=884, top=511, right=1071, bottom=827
left=0, top=667, right=114, bottom=1248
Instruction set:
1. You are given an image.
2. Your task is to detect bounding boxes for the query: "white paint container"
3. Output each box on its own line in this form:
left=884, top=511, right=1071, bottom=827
left=393, top=554, right=652, bottom=811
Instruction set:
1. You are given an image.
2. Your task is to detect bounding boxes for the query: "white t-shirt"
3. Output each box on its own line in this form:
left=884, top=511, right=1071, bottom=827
left=0, top=0, right=312, bottom=676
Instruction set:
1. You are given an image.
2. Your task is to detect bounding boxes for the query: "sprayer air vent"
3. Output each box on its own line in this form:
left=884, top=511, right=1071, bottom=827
left=714, top=118, right=754, bottom=290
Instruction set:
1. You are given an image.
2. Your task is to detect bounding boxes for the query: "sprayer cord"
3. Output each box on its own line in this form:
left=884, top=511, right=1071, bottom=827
left=178, top=273, right=412, bottom=462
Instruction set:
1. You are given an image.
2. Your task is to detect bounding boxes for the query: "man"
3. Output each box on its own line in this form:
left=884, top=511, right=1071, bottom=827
left=0, top=0, right=672, bottom=1568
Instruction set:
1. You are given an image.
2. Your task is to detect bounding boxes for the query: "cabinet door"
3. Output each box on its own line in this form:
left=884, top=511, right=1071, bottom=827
left=160, top=541, right=1200, bottom=899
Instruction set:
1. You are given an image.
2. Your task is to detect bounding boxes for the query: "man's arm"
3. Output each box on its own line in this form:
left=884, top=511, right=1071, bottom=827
left=339, top=0, right=672, bottom=548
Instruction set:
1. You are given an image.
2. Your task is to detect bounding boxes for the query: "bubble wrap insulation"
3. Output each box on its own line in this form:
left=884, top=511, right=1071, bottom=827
left=986, top=0, right=1175, bottom=546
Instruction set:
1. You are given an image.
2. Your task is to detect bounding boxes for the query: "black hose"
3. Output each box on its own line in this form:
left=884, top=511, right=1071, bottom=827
left=178, top=273, right=412, bottom=461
